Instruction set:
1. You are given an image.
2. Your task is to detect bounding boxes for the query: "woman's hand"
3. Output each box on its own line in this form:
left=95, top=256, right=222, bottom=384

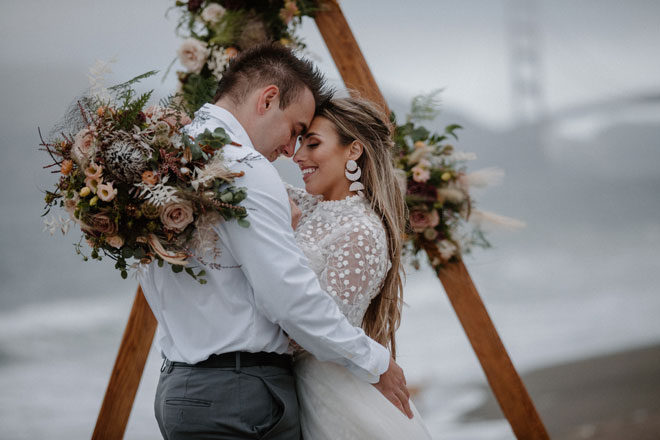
left=289, top=197, right=302, bottom=230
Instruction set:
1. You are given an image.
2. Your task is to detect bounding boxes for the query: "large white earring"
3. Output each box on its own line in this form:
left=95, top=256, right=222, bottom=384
left=345, top=159, right=364, bottom=195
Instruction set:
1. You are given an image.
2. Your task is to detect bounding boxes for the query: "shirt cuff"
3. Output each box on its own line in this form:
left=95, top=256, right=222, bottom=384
left=366, top=339, right=391, bottom=384
left=349, top=339, right=390, bottom=383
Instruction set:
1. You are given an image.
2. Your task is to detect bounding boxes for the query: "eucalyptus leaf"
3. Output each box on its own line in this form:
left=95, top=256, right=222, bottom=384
left=220, top=191, right=234, bottom=203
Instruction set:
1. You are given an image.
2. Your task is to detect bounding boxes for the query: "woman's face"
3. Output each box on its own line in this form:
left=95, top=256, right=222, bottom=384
left=293, top=116, right=353, bottom=200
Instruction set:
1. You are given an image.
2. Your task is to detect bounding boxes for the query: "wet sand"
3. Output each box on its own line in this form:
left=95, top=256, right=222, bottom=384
left=462, top=343, right=660, bottom=439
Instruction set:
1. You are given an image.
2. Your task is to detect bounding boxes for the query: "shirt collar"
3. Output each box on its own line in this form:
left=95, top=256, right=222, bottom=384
left=199, top=103, right=255, bottom=151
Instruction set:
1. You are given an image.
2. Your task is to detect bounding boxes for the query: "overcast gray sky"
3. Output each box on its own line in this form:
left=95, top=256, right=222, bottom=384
left=2, top=0, right=659, bottom=130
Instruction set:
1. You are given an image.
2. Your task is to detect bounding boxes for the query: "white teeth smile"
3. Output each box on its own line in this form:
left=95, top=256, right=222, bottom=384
left=302, top=168, right=317, bottom=175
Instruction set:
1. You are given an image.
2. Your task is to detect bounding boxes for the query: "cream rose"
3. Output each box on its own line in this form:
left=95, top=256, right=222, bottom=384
left=438, top=239, right=458, bottom=260
left=161, top=200, right=194, bottom=232
left=177, top=38, right=209, bottom=74
left=201, top=3, right=225, bottom=24
left=71, top=128, right=95, bottom=166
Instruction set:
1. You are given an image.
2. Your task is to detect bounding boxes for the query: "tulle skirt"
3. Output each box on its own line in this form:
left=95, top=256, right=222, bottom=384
left=295, top=353, right=433, bottom=440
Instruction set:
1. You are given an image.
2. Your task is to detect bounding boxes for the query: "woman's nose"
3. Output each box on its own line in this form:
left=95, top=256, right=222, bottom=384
left=293, top=145, right=305, bottom=163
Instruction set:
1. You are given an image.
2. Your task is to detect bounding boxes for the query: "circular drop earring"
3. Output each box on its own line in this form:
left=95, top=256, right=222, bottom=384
left=345, top=159, right=364, bottom=196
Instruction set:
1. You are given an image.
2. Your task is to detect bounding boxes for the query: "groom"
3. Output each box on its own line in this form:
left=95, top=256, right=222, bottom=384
left=139, top=43, right=412, bottom=439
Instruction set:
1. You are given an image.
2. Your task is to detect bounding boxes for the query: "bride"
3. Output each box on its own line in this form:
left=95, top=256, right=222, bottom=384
left=287, top=97, right=432, bottom=439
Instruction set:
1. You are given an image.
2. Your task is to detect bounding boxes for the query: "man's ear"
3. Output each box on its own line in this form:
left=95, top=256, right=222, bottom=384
left=256, top=85, right=280, bottom=115
left=347, top=141, right=364, bottom=161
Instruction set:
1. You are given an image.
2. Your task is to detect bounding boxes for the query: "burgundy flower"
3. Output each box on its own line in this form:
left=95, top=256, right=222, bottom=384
left=187, top=0, right=203, bottom=12
left=407, top=180, right=437, bottom=201
left=217, top=0, right=248, bottom=10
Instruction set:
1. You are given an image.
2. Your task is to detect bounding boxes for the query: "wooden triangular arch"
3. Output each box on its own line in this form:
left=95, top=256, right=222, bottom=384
left=92, top=2, right=549, bottom=438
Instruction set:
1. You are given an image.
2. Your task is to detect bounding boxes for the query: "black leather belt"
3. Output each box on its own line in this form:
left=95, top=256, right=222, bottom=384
left=163, top=351, right=293, bottom=371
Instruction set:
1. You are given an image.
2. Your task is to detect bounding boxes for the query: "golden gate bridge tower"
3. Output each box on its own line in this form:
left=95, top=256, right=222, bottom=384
left=506, top=0, right=546, bottom=124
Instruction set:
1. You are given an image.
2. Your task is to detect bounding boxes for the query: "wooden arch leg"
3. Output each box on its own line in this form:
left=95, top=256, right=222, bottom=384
left=92, top=285, right=157, bottom=440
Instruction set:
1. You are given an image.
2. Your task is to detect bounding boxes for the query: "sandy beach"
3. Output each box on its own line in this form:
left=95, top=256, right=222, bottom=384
left=463, top=343, right=660, bottom=439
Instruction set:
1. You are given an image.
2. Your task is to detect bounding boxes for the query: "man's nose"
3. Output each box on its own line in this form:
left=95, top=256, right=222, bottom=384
left=281, top=137, right=297, bottom=158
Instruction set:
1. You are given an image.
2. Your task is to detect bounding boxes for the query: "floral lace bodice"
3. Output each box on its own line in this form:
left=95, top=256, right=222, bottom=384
left=287, top=184, right=390, bottom=327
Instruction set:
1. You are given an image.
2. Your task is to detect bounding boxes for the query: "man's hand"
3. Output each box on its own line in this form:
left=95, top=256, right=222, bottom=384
left=372, top=357, right=414, bottom=419
left=289, top=197, right=302, bottom=230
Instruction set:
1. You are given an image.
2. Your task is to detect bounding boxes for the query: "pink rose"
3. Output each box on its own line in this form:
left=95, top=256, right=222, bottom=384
left=71, top=128, right=95, bottom=166
left=410, top=209, right=440, bottom=233
left=160, top=200, right=194, bottom=232
left=106, top=235, right=124, bottom=249
left=83, top=212, right=117, bottom=235
left=279, top=1, right=299, bottom=25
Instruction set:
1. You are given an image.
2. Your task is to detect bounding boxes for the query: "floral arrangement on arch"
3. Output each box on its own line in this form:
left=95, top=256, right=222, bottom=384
left=172, top=0, right=319, bottom=116
left=393, top=93, right=525, bottom=271
left=40, top=64, right=250, bottom=283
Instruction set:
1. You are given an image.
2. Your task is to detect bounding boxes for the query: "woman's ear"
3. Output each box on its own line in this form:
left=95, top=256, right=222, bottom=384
left=347, top=141, right=364, bottom=161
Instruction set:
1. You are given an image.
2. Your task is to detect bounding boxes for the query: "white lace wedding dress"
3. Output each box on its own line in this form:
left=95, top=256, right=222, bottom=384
left=287, top=185, right=432, bottom=440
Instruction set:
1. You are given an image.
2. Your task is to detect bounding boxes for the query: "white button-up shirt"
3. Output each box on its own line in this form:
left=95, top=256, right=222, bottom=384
left=138, top=104, right=389, bottom=383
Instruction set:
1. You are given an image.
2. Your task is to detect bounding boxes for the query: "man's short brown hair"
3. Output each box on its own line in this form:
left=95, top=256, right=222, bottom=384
left=213, top=43, right=333, bottom=110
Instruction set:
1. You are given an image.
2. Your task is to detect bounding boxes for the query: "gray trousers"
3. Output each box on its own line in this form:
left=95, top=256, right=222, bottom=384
left=155, top=362, right=301, bottom=439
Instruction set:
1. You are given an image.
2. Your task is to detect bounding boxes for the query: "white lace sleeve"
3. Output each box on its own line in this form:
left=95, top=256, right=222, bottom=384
left=284, top=183, right=320, bottom=217
left=319, top=219, right=389, bottom=326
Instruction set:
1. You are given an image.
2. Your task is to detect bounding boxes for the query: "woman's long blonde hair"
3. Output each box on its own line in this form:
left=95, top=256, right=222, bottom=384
left=317, top=97, right=407, bottom=358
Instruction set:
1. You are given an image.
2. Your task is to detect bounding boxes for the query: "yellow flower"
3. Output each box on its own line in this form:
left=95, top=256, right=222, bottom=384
left=414, top=141, right=427, bottom=149
left=89, top=195, right=99, bottom=206
left=79, top=187, right=91, bottom=197
left=279, top=38, right=291, bottom=46
left=441, top=172, right=452, bottom=181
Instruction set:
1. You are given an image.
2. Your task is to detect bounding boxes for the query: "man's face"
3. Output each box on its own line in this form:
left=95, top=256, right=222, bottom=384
left=254, top=87, right=316, bottom=162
